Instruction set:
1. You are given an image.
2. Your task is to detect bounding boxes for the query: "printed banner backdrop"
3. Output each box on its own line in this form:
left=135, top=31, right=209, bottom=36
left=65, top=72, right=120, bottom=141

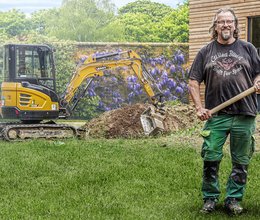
left=0, top=42, right=189, bottom=119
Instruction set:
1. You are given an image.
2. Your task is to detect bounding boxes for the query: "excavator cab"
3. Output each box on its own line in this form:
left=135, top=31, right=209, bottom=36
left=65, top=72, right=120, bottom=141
left=3, top=44, right=56, bottom=90
left=1, top=44, right=59, bottom=121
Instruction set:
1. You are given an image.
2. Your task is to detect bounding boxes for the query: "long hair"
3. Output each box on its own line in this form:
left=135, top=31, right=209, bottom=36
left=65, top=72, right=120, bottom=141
left=209, top=8, right=240, bottom=40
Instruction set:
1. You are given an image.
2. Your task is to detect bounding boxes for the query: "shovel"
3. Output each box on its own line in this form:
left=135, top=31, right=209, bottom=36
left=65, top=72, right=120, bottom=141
left=210, top=86, right=256, bottom=115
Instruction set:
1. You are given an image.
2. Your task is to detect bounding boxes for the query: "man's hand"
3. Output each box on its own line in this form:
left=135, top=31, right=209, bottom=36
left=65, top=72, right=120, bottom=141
left=254, top=74, right=260, bottom=92
left=254, top=80, right=260, bottom=93
left=189, top=80, right=212, bottom=121
left=196, top=107, right=212, bottom=121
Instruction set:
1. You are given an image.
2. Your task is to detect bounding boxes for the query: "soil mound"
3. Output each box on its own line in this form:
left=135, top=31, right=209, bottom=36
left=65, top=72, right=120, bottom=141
left=83, top=103, right=199, bottom=138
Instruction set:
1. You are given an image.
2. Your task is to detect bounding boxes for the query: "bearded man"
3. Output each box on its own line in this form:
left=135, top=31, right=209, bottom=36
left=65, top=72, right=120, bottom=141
left=189, top=8, right=260, bottom=215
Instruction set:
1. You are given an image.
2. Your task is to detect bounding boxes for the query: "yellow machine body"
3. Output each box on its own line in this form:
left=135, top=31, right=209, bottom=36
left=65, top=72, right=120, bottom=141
left=1, top=82, right=59, bottom=120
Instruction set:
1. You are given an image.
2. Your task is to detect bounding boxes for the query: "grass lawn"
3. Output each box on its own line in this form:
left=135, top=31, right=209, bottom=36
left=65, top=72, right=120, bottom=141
left=0, top=129, right=260, bottom=219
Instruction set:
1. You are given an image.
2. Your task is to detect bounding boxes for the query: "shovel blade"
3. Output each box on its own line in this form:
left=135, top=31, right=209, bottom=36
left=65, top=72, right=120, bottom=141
left=140, top=106, right=165, bottom=135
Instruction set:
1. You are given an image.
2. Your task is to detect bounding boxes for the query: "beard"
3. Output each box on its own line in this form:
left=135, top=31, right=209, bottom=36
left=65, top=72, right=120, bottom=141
left=221, top=29, right=232, bottom=40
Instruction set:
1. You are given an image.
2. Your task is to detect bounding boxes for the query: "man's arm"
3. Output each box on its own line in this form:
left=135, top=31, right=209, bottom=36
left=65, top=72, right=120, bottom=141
left=188, top=79, right=212, bottom=121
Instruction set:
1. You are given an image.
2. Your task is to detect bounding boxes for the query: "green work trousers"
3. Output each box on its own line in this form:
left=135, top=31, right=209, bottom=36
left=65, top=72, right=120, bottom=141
left=200, top=114, right=256, bottom=201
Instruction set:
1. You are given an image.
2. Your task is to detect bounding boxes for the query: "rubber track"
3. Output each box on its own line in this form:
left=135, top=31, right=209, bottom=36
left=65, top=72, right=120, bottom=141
left=1, top=123, right=79, bottom=141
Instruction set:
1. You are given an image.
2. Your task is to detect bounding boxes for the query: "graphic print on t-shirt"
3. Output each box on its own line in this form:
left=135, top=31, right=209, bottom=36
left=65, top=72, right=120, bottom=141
left=211, top=50, right=243, bottom=77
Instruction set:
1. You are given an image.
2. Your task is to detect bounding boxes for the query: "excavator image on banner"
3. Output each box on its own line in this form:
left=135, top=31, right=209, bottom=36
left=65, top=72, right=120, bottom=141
left=0, top=44, right=166, bottom=141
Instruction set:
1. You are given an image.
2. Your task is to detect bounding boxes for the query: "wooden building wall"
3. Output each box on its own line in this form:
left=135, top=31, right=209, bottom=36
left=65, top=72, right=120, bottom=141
left=189, top=0, right=260, bottom=104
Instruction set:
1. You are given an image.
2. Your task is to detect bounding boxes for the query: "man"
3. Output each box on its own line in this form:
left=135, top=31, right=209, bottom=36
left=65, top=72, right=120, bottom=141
left=189, top=8, right=260, bottom=215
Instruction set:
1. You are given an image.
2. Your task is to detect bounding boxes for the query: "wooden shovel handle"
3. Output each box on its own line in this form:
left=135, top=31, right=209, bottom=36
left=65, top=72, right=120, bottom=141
left=210, top=86, right=256, bottom=115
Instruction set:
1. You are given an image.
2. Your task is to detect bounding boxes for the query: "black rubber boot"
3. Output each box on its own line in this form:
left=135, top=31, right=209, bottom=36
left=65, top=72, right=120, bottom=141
left=202, top=160, right=221, bottom=199
left=224, top=163, right=248, bottom=215
left=201, top=161, right=221, bottom=213
left=230, top=162, right=248, bottom=185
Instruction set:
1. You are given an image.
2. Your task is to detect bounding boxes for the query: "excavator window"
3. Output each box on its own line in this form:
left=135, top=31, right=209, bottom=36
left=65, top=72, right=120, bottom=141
left=16, top=47, right=53, bottom=79
left=11, top=45, right=56, bottom=90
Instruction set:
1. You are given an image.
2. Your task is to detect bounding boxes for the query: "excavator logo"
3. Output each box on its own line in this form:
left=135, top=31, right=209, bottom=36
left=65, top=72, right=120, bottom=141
left=96, top=66, right=108, bottom=71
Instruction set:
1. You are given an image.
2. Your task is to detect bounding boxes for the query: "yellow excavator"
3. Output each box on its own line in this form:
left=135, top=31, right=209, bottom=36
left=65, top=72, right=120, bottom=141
left=0, top=44, right=165, bottom=140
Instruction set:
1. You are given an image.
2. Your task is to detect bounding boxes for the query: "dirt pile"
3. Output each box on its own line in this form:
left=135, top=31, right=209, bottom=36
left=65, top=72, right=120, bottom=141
left=163, top=104, right=199, bottom=131
left=83, top=103, right=199, bottom=138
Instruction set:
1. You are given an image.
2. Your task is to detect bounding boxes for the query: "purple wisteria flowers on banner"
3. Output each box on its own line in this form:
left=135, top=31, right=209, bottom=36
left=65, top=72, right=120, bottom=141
left=82, top=49, right=188, bottom=112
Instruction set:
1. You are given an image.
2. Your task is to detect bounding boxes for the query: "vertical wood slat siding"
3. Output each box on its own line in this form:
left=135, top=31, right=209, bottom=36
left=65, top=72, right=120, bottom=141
left=189, top=0, right=260, bottom=105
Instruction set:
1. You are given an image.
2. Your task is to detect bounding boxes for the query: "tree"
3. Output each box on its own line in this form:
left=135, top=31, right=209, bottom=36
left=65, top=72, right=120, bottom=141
left=0, top=9, right=31, bottom=37
left=38, top=0, right=125, bottom=42
left=116, top=0, right=172, bottom=42
left=119, top=0, right=172, bottom=22
left=115, top=0, right=189, bottom=43
left=117, top=13, right=161, bottom=42
left=30, top=9, right=59, bottom=35
left=160, top=2, right=189, bottom=42
left=0, top=0, right=189, bottom=43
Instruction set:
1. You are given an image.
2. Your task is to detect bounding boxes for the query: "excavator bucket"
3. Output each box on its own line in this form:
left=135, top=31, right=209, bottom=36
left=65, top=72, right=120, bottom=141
left=140, top=105, right=166, bottom=135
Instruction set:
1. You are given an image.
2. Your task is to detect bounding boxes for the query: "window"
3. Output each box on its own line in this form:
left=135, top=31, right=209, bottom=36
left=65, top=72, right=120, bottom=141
left=15, top=46, right=55, bottom=90
left=16, top=47, right=53, bottom=79
left=248, top=16, right=260, bottom=55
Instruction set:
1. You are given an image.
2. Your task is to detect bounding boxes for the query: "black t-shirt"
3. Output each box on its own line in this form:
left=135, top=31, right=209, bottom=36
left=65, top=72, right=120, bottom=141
left=189, top=39, right=260, bottom=116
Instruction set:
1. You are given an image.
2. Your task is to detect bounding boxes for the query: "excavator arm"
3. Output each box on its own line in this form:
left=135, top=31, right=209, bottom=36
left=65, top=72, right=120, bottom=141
left=60, top=51, right=161, bottom=114
left=60, top=50, right=166, bottom=135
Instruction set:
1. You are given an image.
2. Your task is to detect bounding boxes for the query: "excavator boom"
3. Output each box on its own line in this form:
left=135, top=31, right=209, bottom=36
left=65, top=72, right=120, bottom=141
left=61, top=51, right=155, bottom=108
left=60, top=50, right=166, bottom=135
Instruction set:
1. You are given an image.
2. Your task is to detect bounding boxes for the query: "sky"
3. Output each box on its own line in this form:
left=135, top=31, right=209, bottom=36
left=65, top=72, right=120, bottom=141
left=0, top=0, right=185, bottom=14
